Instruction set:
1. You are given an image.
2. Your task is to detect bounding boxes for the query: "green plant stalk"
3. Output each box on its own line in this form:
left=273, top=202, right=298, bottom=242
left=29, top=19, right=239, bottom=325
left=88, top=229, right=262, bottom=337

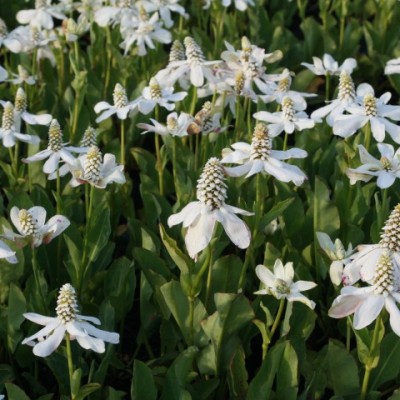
left=246, top=95, right=252, bottom=138
left=263, top=298, right=286, bottom=359
left=32, top=247, right=47, bottom=313
left=189, top=86, right=198, bottom=117
left=79, top=184, right=95, bottom=295
left=154, top=106, right=165, bottom=194
left=363, top=123, right=371, bottom=152
left=103, top=27, right=112, bottom=98
left=360, top=314, right=382, bottom=400
left=346, top=316, right=351, bottom=352
left=325, top=73, right=331, bottom=101
left=65, top=333, right=76, bottom=400
left=120, top=119, right=125, bottom=165
left=70, top=91, right=80, bottom=143
left=283, top=132, right=289, bottom=151
left=8, top=147, right=17, bottom=181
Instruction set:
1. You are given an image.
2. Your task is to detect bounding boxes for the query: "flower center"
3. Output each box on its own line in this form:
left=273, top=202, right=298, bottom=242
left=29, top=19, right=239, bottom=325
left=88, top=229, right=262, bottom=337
left=56, top=283, right=79, bottom=324
left=149, top=78, right=162, bottom=99
left=244, top=59, right=259, bottom=80
left=84, top=146, right=102, bottom=183
left=380, top=156, right=392, bottom=171
left=117, top=0, right=132, bottom=7
left=30, top=26, right=41, bottom=44
left=235, top=71, right=245, bottom=95
left=278, top=77, right=290, bottom=93
left=363, top=93, right=377, bottom=117
left=35, top=0, right=48, bottom=9
left=2, top=102, right=14, bottom=130
left=169, top=40, right=185, bottom=64
left=275, top=278, right=290, bottom=295
left=338, top=71, right=355, bottom=102
left=196, top=157, right=227, bottom=210
left=18, top=209, right=39, bottom=237
left=15, top=88, right=27, bottom=113
left=282, top=96, right=294, bottom=121
left=184, top=36, right=205, bottom=65
left=373, top=252, right=395, bottom=296
left=250, top=123, right=272, bottom=161
left=80, top=126, right=97, bottom=147
left=113, top=83, right=128, bottom=108
left=380, top=204, right=400, bottom=251
left=48, top=119, right=63, bottom=152
left=17, top=65, right=29, bottom=80
left=167, top=115, right=178, bottom=132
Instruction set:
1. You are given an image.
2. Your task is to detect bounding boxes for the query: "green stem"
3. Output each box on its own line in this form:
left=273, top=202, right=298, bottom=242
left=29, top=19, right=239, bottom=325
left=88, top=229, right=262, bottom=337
left=192, top=246, right=212, bottom=295
left=103, top=27, right=112, bottom=98
left=325, top=73, right=331, bottom=101
left=155, top=134, right=164, bottom=195
left=346, top=316, right=351, bottom=352
left=364, top=123, right=371, bottom=152
left=360, top=314, right=382, bottom=400
left=120, top=119, right=125, bottom=165
left=283, top=132, right=289, bottom=151
left=32, top=247, right=46, bottom=313
left=65, top=333, right=76, bottom=400
left=189, top=86, right=198, bottom=116
left=339, top=0, right=347, bottom=51
left=8, top=147, right=17, bottom=181
left=263, top=298, right=286, bottom=359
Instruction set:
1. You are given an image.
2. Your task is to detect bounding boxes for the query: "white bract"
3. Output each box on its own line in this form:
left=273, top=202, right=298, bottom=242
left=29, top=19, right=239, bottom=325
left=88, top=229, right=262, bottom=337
left=2, top=206, right=70, bottom=248
left=141, top=0, right=188, bottom=28
left=67, top=145, right=126, bottom=188
left=168, top=158, right=253, bottom=259
left=23, top=119, right=84, bottom=175
left=137, top=111, right=193, bottom=137
left=203, top=0, right=255, bottom=11
left=7, top=65, right=36, bottom=86
left=333, top=83, right=400, bottom=143
left=0, top=102, right=40, bottom=148
left=94, top=83, right=136, bottom=123
left=385, top=58, right=400, bottom=75
left=221, top=122, right=308, bottom=185
left=16, top=0, right=67, bottom=30
left=253, top=96, right=315, bottom=137
left=23, top=283, right=119, bottom=357
left=346, top=144, right=400, bottom=189
left=0, top=240, right=17, bottom=264
left=301, top=54, right=357, bottom=76
left=316, top=232, right=353, bottom=285
left=254, top=259, right=317, bottom=309
left=329, top=251, right=400, bottom=336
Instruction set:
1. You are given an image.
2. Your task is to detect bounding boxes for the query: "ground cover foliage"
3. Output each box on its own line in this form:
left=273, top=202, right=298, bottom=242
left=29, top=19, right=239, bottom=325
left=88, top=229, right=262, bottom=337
left=2, top=0, right=400, bottom=399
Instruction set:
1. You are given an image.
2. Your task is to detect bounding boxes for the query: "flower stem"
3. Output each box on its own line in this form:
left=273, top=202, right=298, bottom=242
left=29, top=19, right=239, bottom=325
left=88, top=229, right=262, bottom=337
left=32, top=247, right=46, bottom=313
left=154, top=106, right=164, bottom=195
left=364, top=122, right=371, bottom=152
left=360, top=314, right=382, bottom=400
left=325, top=73, right=331, bottom=101
left=120, top=119, right=125, bottom=165
left=65, top=333, right=76, bottom=400
left=263, top=298, right=286, bottom=359
left=103, top=27, right=112, bottom=98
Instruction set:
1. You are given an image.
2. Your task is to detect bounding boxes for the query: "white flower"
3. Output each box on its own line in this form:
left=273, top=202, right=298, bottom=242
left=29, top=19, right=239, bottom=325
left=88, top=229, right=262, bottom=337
left=301, top=54, right=357, bottom=76
left=23, top=119, right=84, bottom=175
left=329, top=251, right=400, bottom=336
left=136, top=77, right=187, bottom=114
left=253, top=96, right=315, bottom=137
left=137, top=111, right=193, bottom=137
left=23, top=283, right=119, bottom=357
left=167, top=157, right=253, bottom=259
left=16, top=0, right=67, bottom=30
left=1, top=87, right=51, bottom=132
left=2, top=206, right=70, bottom=248
left=203, top=0, right=255, bottom=11
left=119, top=10, right=172, bottom=56
left=385, top=58, right=400, bottom=75
left=316, top=232, right=353, bottom=285
left=311, top=70, right=356, bottom=126
left=60, top=15, right=90, bottom=42
left=94, top=0, right=137, bottom=28
left=333, top=83, right=400, bottom=143
left=254, top=259, right=317, bottom=309
left=67, top=145, right=126, bottom=188
left=346, top=144, right=400, bottom=189
left=94, top=83, right=136, bottom=123
left=7, top=65, right=36, bottom=86
left=342, top=204, right=400, bottom=286
left=221, top=122, right=308, bottom=185
left=0, top=102, right=40, bottom=148
left=141, top=0, right=188, bottom=28
left=167, top=36, right=221, bottom=87
left=0, top=18, right=23, bottom=53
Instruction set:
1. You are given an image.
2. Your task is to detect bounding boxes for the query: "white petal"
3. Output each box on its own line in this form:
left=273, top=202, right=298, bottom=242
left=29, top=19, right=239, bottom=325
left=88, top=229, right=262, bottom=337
left=40, top=215, right=70, bottom=244
left=33, top=325, right=66, bottom=357
left=370, top=117, right=386, bottom=142
left=291, top=280, right=317, bottom=292
left=191, top=64, right=204, bottom=87
left=23, top=312, right=56, bottom=326
left=75, top=335, right=105, bottom=353
left=167, top=202, right=202, bottom=228
left=287, top=292, right=316, bottom=309
left=29, top=206, right=47, bottom=228
left=376, top=171, right=396, bottom=189
left=94, top=101, right=112, bottom=113
left=353, top=295, right=384, bottom=329
left=217, top=208, right=251, bottom=249
left=185, top=212, right=216, bottom=259
left=43, top=153, right=61, bottom=174
left=385, top=297, right=400, bottom=336
left=333, top=115, right=367, bottom=137
left=328, top=293, right=363, bottom=318
left=255, top=264, right=275, bottom=287
left=79, top=321, right=120, bottom=343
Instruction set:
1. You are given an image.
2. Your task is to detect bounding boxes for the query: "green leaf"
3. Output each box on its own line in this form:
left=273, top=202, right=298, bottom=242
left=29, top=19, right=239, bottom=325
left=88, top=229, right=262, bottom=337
left=5, top=382, right=30, bottom=400
left=276, top=340, right=298, bottom=400
left=131, top=360, right=157, bottom=400
left=87, top=205, right=111, bottom=264
left=7, top=283, right=26, bottom=353
left=227, top=344, right=248, bottom=400
left=259, top=198, right=295, bottom=232
left=75, top=383, right=101, bottom=400
left=160, top=346, right=198, bottom=400
left=159, top=224, right=192, bottom=274
left=160, top=281, right=208, bottom=347
left=327, top=340, right=360, bottom=396
left=71, top=368, right=82, bottom=398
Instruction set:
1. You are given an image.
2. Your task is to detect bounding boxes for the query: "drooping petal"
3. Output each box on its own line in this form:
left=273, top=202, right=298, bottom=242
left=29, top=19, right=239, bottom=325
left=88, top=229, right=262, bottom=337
left=79, top=321, right=120, bottom=343
left=22, top=319, right=60, bottom=345
left=217, top=207, right=251, bottom=249
left=376, top=171, right=396, bottom=189
left=291, top=280, right=317, bottom=292
left=385, top=297, right=400, bottom=336
left=75, top=334, right=105, bottom=353
left=32, top=325, right=66, bottom=357
left=287, top=292, right=316, bottom=309
left=328, top=293, right=364, bottom=319
left=167, top=201, right=202, bottom=228
left=353, top=294, right=384, bottom=329
left=43, top=153, right=61, bottom=174
left=23, top=312, right=57, bottom=326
